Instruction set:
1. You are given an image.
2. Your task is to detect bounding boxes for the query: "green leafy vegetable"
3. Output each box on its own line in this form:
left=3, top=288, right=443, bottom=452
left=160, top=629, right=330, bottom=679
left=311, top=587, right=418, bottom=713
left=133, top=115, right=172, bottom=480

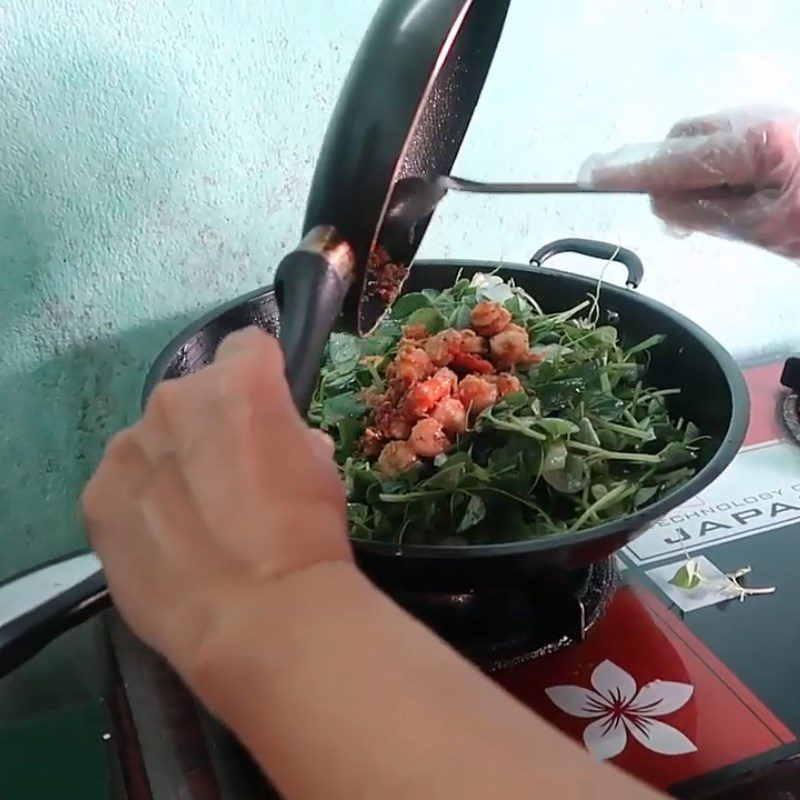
left=308, top=273, right=704, bottom=546
left=669, top=559, right=703, bottom=590
left=405, top=306, right=446, bottom=333
left=391, top=292, right=432, bottom=319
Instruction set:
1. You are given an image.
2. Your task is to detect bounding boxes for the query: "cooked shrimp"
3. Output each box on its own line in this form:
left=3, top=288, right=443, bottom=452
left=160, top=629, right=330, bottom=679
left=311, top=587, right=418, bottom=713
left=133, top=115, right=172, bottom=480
left=402, top=323, right=429, bottom=341
left=404, top=368, right=458, bottom=419
left=431, top=397, right=468, bottom=437
left=424, top=328, right=489, bottom=370
left=489, top=324, right=532, bottom=369
left=355, top=298, right=533, bottom=466
left=376, top=440, right=419, bottom=476
left=389, top=345, right=434, bottom=383
left=409, top=418, right=449, bottom=458
left=470, top=300, right=512, bottom=337
left=436, top=367, right=459, bottom=394
left=458, top=374, right=499, bottom=415
left=458, top=329, right=488, bottom=355
left=496, top=373, right=523, bottom=397
left=423, top=329, right=461, bottom=367
left=450, top=351, right=496, bottom=375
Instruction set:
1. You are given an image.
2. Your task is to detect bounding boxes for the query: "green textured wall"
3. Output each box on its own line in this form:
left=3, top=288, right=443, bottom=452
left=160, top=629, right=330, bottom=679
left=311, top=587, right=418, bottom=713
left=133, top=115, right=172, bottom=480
left=5, top=0, right=800, bottom=582
left=0, top=0, right=370, bottom=577
left=0, top=0, right=379, bottom=742
left=3, top=0, right=800, bottom=771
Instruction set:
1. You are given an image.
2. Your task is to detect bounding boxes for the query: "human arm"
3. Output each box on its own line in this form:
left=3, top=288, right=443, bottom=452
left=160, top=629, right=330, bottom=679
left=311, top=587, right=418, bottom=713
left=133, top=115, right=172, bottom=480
left=82, top=327, right=664, bottom=800
left=579, top=107, right=800, bottom=258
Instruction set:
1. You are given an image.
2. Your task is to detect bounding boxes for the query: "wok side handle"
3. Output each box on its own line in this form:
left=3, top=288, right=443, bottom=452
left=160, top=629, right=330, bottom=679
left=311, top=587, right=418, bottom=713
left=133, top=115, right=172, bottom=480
left=529, top=238, right=644, bottom=289
left=0, top=551, right=109, bottom=678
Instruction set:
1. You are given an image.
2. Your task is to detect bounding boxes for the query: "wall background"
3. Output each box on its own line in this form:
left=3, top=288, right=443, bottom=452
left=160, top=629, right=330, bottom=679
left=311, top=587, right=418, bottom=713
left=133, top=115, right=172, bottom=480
left=2, top=0, right=800, bottom=721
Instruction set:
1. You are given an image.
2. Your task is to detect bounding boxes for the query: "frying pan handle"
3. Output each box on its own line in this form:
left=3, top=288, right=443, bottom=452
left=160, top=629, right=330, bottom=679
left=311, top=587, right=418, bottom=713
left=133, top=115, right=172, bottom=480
left=529, top=238, right=644, bottom=289
left=275, top=248, right=351, bottom=414
left=0, top=550, right=109, bottom=678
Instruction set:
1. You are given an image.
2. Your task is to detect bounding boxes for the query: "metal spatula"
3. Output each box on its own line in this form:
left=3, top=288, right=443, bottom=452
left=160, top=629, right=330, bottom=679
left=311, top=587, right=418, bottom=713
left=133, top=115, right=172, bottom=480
left=438, top=175, right=647, bottom=195
left=382, top=173, right=766, bottom=246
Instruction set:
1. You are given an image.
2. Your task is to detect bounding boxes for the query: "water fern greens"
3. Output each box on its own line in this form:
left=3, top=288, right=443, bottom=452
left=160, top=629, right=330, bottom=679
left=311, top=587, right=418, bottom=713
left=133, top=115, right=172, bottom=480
left=308, top=273, right=701, bottom=546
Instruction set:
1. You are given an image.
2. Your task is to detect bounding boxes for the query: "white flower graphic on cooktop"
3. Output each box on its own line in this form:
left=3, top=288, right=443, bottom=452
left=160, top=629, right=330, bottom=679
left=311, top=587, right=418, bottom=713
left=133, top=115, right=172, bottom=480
left=545, top=660, right=697, bottom=761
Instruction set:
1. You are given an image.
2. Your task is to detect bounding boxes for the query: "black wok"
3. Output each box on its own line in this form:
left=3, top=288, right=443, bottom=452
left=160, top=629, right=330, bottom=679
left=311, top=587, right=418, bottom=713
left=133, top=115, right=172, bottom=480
left=143, top=238, right=750, bottom=595
left=0, top=238, right=749, bottom=675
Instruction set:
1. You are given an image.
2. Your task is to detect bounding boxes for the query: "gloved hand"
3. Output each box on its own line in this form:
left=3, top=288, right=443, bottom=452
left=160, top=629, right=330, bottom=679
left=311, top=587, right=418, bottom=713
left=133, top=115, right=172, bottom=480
left=578, top=107, right=800, bottom=258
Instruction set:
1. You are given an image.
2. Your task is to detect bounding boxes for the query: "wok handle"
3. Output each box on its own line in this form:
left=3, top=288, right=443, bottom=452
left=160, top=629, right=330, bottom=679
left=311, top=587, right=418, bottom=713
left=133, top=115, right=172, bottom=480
left=274, top=249, right=351, bottom=415
left=529, top=238, right=644, bottom=289
left=0, top=551, right=109, bottom=678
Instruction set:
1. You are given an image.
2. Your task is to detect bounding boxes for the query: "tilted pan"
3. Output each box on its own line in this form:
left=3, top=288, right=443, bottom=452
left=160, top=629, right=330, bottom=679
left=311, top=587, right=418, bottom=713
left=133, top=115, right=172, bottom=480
left=275, top=0, right=513, bottom=409
left=0, top=0, right=513, bottom=677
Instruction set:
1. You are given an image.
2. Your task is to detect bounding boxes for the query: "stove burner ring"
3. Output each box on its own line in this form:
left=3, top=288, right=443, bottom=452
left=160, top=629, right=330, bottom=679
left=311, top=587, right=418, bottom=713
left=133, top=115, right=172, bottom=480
left=392, top=559, right=619, bottom=674
left=485, top=559, right=618, bottom=673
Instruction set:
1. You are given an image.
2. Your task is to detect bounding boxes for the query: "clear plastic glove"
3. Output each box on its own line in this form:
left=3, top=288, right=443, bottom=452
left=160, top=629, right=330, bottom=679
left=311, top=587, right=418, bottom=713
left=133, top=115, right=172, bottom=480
left=578, top=107, right=800, bottom=258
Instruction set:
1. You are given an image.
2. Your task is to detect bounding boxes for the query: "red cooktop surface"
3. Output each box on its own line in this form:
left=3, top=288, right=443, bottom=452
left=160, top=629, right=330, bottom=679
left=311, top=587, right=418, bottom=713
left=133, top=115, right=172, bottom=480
left=492, top=360, right=800, bottom=796
left=111, top=358, right=800, bottom=800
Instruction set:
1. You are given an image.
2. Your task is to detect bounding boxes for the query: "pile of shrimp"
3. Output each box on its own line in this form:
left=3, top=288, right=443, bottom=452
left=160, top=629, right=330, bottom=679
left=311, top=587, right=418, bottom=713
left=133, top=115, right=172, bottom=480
left=359, top=300, right=544, bottom=476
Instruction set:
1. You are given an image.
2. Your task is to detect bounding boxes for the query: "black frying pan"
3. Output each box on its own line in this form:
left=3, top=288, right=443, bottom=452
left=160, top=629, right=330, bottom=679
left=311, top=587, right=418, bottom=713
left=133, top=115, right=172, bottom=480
left=277, top=0, right=513, bottom=411
left=0, top=0, right=513, bottom=677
